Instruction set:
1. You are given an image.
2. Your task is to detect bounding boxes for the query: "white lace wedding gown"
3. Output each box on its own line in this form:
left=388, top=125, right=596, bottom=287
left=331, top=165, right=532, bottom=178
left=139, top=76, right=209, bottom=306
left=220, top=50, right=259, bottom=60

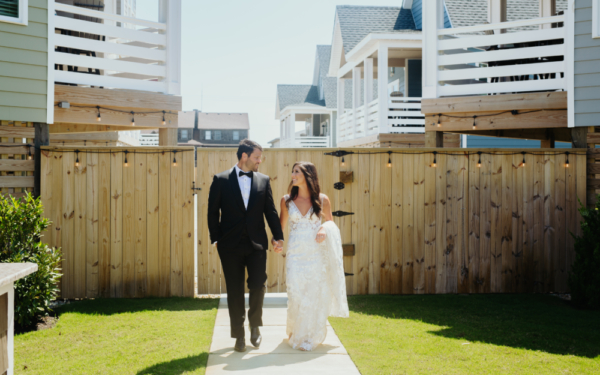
left=285, top=195, right=345, bottom=351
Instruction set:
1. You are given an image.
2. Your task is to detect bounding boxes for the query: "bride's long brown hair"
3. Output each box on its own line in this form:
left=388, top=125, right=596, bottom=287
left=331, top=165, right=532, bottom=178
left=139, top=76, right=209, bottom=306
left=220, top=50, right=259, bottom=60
left=285, top=161, right=322, bottom=218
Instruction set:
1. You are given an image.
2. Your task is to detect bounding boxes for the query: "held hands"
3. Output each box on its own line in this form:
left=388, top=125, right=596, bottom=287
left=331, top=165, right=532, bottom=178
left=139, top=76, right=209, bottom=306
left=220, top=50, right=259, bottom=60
left=315, top=228, right=327, bottom=243
left=272, top=238, right=284, bottom=253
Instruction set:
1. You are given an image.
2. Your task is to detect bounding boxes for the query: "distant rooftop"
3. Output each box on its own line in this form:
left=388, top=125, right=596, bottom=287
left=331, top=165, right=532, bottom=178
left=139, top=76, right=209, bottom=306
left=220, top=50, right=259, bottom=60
left=178, top=111, right=250, bottom=130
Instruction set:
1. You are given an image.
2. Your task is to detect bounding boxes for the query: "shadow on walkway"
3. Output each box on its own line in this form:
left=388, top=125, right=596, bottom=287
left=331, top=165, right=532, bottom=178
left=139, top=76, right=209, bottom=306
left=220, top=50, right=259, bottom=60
left=338, top=294, right=600, bottom=358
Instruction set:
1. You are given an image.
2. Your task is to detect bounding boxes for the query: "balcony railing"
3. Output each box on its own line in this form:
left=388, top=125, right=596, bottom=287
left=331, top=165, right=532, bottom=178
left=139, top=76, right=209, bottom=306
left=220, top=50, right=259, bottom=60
left=338, top=95, right=424, bottom=143
left=53, top=2, right=179, bottom=94
left=280, top=136, right=330, bottom=148
left=435, top=15, right=568, bottom=97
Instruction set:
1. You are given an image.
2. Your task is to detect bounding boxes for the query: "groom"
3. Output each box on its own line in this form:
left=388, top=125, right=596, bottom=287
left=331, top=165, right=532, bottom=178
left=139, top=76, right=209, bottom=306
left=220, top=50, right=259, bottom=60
left=207, top=139, right=284, bottom=352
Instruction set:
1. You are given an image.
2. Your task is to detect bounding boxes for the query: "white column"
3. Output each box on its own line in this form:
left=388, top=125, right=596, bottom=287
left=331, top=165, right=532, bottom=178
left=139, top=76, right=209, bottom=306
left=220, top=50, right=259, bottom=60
left=352, top=66, right=362, bottom=139
left=336, top=78, right=345, bottom=142
left=488, top=0, right=507, bottom=34
left=540, top=0, right=556, bottom=29
left=422, top=0, right=444, bottom=99
left=289, top=112, right=295, bottom=146
left=565, top=0, right=575, bottom=128
left=376, top=48, right=389, bottom=134
left=159, top=0, right=182, bottom=95
left=364, top=58, right=374, bottom=134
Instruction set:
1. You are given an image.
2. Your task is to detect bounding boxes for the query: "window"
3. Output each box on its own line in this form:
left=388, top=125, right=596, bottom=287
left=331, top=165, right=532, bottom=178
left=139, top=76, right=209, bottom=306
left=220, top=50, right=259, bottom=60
left=594, top=0, right=600, bottom=39
left=205, top=131, right=211, bottom=140
left=233, top=131, right=240, bottom=141
left=214, top=131, right=222, bottom=140
left=180, top=129, right=188, bottom=140
left=0, top=0, right=28, bottom=26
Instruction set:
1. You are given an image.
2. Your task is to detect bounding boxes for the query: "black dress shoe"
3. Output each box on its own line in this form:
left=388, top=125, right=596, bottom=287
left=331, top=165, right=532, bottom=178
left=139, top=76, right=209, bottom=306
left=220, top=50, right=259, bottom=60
left=234, top=337, right=246, bottom=352
left=250, top=327, right=262, bottom=348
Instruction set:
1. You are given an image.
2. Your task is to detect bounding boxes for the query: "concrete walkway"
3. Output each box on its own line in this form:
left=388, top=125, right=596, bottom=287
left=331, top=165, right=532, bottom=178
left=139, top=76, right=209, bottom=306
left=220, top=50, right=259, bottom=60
left=206, top=293, right=360, bottom=374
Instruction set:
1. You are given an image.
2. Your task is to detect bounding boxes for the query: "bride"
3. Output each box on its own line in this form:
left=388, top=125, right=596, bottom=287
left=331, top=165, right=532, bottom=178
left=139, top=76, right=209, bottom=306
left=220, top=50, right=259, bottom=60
left=278, top=161, right=349, bottom=351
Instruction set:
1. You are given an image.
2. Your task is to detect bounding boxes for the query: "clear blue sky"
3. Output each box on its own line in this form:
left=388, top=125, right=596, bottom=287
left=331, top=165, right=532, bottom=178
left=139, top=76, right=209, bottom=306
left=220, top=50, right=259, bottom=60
left=138, top=0, right=403, bottom=147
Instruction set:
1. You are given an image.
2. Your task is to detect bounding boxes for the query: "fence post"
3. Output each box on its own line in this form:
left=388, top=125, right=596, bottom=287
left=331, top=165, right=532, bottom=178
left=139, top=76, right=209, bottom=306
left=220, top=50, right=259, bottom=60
left=33, top=123, right=49, bottom=198
left=377, top=46, right=388, bottom=135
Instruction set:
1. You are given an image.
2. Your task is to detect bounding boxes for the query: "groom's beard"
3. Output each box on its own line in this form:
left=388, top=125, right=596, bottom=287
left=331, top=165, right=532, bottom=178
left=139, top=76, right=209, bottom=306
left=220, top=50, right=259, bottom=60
left=244, top=161, right=260, bottom=172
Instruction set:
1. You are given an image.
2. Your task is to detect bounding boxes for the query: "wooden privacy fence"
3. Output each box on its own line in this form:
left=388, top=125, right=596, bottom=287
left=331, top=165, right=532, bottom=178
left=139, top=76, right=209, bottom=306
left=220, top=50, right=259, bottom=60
left=40, top=146, right=196, bottom=298
left=0, top=121, right=35, bottom=198
left=196, top=148, right=586, bottom=296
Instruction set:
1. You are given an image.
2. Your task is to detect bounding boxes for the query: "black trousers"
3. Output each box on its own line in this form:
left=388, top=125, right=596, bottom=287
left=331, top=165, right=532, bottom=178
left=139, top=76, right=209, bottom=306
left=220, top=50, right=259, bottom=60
left=217, top=238, right=267, bottom=339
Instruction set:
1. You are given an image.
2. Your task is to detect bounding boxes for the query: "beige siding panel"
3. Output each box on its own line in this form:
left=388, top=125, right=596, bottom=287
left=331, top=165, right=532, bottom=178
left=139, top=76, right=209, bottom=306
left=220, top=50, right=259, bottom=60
left=0, top=33, right=48, bottom=52
left=0, top=61, right=47, bottom=80
left=0, top=47, right=46, bottom=66
left=0, top=77, right=46, bottom=95
left=0, top=107, right=46, bottom=123
left=0, top=92, right=46, bottom=109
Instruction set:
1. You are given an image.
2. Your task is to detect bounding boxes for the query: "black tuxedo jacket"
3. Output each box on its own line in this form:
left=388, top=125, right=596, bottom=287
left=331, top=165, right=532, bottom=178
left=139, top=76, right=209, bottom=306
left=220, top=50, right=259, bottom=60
left=207, top=167, right=284, bottom=251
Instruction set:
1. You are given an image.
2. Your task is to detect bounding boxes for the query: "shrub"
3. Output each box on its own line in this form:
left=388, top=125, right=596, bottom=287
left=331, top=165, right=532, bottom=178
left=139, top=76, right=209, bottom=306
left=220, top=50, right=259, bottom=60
left=568, top=197, right=600, bottom=309
left=0, top=193, right=62, bottom=328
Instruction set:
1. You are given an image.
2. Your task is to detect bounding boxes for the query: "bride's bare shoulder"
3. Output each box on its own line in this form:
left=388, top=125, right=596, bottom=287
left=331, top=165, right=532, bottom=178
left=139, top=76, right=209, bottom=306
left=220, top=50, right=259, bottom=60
left=319, top=193, right=330, bottom=203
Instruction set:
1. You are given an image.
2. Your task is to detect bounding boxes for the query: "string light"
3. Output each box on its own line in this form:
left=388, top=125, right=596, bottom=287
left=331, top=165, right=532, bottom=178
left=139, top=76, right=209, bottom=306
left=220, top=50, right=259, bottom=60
left=75, top=150, right=80, bottom=167
left=27, top=147, right=32, bottom=160
left=96, top=106, right=101, bottom=122
left=522, top=151, right=526, bottom=168
left=432, top=151, right=437, bottom=168
left=472, top=115, right=477, bottom=130
left=124, top=150, right=129, bottom=167
left=341, top=156, right=345, bottom=167
left=131, top=111, right=135, bottom=126
left=437, top=114, right=441, bottom=127
left=565, top=152, right=569, bottom=168
left=387, top=151, right=392, bottom=167
left=477, top=151, right=482, bottom=167
left=173, top=151, right=177, bottom=166
left=162, top=111, right=166, bottom=126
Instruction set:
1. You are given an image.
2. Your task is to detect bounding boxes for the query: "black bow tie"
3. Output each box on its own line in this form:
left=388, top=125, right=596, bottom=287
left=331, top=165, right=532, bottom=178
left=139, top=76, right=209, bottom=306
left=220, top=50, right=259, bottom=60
left=238, top=170, right=253, bottom=178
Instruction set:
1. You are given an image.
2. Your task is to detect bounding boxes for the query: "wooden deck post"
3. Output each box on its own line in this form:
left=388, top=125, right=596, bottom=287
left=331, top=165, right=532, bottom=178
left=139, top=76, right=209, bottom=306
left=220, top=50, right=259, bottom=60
left=425, top=131, right=443, bottom=148
left=33, top=123, right=49, bottom=198
left=159, top=128, right=178, bottom=146
left=570, top=127, right=588, bottom=148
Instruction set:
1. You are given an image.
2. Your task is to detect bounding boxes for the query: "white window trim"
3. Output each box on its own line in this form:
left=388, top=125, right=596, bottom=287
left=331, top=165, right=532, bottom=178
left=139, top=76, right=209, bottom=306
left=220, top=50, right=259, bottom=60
left=233, top=131, right=240, bottom=141
left=593, top=0, right=600, bottom=39
left=205, top=131, right=211, bottom=140
left=0, top=0, right=28, bottom=26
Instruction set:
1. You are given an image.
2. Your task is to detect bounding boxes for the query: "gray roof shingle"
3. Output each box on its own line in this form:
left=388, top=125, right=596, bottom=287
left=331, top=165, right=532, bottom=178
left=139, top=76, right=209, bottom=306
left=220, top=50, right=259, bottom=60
left=336, top=6, right=420, bottom=54
left=277, top=85, right=325, bottom=111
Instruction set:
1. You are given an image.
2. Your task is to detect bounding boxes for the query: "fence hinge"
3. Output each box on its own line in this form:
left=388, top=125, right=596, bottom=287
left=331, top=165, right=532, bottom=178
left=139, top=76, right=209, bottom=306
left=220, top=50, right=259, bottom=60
left=191, top=181, right=202, bottom=195
left=334, top=182, right=345, bottom=190
left=332, top=211, right=354, bottom=217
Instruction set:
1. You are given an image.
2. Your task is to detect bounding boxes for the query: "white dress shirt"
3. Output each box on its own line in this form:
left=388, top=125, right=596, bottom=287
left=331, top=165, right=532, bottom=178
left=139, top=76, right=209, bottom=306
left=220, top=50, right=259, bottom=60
left=234, top=164, right=252, bottom=209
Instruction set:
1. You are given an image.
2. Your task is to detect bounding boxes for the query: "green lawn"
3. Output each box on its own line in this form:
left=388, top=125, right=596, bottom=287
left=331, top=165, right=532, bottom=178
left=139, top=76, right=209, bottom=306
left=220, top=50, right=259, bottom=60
left=14, top=298, right=219, bottom=375
left=330, top=294, right=600, bottom=375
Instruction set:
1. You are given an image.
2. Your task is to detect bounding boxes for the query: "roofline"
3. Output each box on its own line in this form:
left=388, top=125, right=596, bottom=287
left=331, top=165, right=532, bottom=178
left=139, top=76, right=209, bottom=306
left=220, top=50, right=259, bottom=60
left=345, top=32, right=422, bottom=62
left=280, top=105, right=334, bottom=119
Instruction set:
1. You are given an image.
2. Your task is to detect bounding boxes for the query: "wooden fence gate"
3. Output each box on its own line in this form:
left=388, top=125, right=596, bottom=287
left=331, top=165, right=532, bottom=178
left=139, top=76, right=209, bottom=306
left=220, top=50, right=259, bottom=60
left=41, top=146, right=196, bottom=298
left=196, top=148, right=586, bottom=296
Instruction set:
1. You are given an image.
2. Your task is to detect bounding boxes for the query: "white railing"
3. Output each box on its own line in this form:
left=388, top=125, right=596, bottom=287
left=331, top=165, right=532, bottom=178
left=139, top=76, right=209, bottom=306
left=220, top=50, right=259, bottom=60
left=280, top=136, right=330, bottom=148
left=139, top=133, right=159, bottom=146
left=388, top=97, right=425, bottom=133
left=337, top=96, right=424, bottom=142
left=435, top=15, right=567, bottom=97
left=53, top=2, right=179, bottom=93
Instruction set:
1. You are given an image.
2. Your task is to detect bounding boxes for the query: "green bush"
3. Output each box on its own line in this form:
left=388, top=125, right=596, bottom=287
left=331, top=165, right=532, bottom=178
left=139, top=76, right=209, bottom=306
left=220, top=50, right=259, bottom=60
left=0, top=193, right=62, bottom=328
left=568, top=197, right=600, bottom=309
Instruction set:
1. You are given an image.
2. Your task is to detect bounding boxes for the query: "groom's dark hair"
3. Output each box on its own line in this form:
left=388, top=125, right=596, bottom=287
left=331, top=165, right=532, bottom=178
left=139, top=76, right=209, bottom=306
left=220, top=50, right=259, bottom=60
left=237, top=139, right=263, bottom=160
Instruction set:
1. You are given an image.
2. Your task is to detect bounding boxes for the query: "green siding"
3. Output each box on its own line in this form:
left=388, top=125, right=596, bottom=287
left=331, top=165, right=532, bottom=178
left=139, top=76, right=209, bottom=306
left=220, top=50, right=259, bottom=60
left=574, top=0, right=600, bottom=127
left=0, top=1, right=48, bottom=123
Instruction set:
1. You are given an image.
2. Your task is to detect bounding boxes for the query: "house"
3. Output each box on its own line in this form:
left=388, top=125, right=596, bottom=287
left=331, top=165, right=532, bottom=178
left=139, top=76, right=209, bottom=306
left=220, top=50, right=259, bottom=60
left=177, top=110, right=250, bottom=147
left=275, top=45, right=337, bottom=148
left=0, top=0, right=182, bottom=197
left=325, top=1, right=580, bottom=149
left=323, top=4, right=456, bottom=148
left=419, top=0, right=590, bottom=151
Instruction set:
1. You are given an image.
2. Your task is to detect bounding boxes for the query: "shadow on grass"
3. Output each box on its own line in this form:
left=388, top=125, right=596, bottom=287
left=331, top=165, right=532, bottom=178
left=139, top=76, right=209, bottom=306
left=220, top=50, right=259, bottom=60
left=54, top=297, right=219, bottom=317
left=342, top=294, right=600, bottom=358
left=136, top=353, right=209, bottom=375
